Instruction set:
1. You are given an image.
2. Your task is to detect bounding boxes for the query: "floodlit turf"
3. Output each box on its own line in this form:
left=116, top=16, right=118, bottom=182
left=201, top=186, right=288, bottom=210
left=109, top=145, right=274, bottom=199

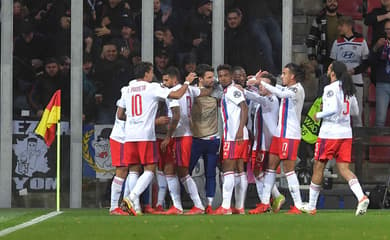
left=0, top=209, right=49, bottom=231
left=1, top=209, right=390, bottom=240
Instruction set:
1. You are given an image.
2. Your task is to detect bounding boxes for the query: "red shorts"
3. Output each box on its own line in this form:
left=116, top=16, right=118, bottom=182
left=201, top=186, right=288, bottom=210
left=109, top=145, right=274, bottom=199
left=221, top=140, right=250, bottom=161
left=251, top=150, right=269, bottom=172
left=156, top=138, right=176, bottom=170
left=124, top=141, right=159, bottom=166
left=269, top=136, right=300, bottom=160
left=314, top=138, right=352, bottom=163
left=173, top=136, right=192, bottom=168
left=109, top=139, right=126, bottom=167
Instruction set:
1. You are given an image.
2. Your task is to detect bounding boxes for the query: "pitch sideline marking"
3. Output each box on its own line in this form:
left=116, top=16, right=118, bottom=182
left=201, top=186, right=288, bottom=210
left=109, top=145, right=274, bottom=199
left=0, top=211, right=62, bottom=237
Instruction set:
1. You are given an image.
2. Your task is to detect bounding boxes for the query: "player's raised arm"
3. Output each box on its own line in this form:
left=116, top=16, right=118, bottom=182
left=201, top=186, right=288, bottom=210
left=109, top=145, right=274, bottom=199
left=167, top=72, right=196, bottom=99
left=260, top=81, right=295, bottom=99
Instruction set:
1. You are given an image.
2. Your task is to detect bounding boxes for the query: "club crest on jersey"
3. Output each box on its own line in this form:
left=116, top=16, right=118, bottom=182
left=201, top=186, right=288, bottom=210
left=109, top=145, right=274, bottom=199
left=289, top=87, right=297, bottom=93
left=327, top=90, right=334, bottom=97
left=233, top=91, right=242, bottom=98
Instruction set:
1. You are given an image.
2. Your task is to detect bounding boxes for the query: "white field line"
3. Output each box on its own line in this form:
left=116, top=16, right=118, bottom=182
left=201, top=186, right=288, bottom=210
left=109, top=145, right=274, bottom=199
left=0, top=211, right=62, bottom=237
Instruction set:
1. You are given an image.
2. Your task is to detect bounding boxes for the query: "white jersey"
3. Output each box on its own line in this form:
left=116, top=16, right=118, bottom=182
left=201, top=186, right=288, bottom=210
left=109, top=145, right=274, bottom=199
left=245, top=90, right=279, bottom=151
left=118, top=80, right=171, bottom=141
left=221, top=84, right=249, bottom=141
left=166, top=85, right=200, bottom=137
left=110, top=98, right=126, bottom=143
left=317, top=80, right=359, bottom=139
left=330, top=36, right=369, bottom=85
left=261, top=81, right=305, bottom=140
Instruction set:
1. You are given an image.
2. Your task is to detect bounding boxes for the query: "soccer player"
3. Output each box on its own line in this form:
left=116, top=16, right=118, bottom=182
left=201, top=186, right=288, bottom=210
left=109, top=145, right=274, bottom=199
left=160, top=66, right=213, bottom=215
left=118, top=62, right=196, bottom=216
left=302, top=61, right=369, bottom=216
left=330, top=16, right=369, bottom=126
left=250, top=63, right=305, bottom=214
left=214, top=64, right=249, bottom=215
left=109, top=98, right=132, bottom=216
left=189, top=64, right=223, bottom=214
left=244, top=73, right=286, bottom=214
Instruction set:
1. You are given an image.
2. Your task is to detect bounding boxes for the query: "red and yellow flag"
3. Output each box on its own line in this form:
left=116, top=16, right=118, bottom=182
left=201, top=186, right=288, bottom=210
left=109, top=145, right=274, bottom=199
left=35, top=90, right=61, bottom=146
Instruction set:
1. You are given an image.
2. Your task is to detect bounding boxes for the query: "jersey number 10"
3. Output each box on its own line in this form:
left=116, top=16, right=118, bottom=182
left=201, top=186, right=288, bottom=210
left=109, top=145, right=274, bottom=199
left=132, top=94, right=142, bottom=116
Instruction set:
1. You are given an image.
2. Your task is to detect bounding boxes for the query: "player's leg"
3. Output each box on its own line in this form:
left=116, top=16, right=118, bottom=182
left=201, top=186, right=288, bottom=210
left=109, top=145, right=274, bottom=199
left=189, top=138, right=204, bottom=175
left=109, top=139, right=129, bottom=215
left=337, top=162, right=369, bottom=215
left=204, top=138, right=219, bottom=213
left=233, top=158, right=247, bottom=214
left=281, top=139, right=303, bottom=214
left=176, top=137, right=204, bottom=214
left=302, top=160, right=326, bottom=215
left=123, top=164, right=141, bottom=198
left=124, top=141, right=158, bottom=215
left=336, top=139, right=369, bottom=215
left=155, top=139, right=167, bottom=211
left=213, top=159, right=235, bottom=214
left=164, top=161, right=183, bottom=214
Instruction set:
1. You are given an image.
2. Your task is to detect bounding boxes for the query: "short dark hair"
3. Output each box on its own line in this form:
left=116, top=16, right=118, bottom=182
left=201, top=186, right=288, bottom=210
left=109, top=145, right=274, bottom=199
left=217, top=64, right=232, bottom=74
left=337, top=16, right=354, bottom=27
left=196, top=64, right=214, bottom=78
left=134, top=62, right=153, bottom=79
left=227, top=8, right=242, bottom=17
left=261, top=73, right=277, bottom=86
left=232, top=66, right=245, bottom=73
left=44, top=57, right=59, bottom=65
left=284, top=63, right=305, bottom=82
left=163, top=66, right=181, bottom=80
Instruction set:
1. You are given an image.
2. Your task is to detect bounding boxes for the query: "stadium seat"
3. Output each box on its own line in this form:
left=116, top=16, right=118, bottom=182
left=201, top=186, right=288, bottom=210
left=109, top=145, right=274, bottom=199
left=338, top=0, right=363, bottom=20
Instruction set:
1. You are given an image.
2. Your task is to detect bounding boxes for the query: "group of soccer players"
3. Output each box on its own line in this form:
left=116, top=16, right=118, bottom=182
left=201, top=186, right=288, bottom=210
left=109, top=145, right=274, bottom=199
left=108, top=60, right=370, bottom=216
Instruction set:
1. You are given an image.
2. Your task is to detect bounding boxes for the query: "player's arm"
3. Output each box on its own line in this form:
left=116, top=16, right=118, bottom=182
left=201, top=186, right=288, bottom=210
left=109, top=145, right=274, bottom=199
left=117, top=107, right=126, bottom=120
left=349, top=96, right=359, bottom=117
left=260, top=81, right=295, bottom=99
left=160, top=106, right=180, bottom=152
left=243, top=89, right=267, bottom=105
left=236, top=101, right=248, bottom=141
left=168, top=73, right=197, bottom=99
left=315, top=90, right=338, bottom=120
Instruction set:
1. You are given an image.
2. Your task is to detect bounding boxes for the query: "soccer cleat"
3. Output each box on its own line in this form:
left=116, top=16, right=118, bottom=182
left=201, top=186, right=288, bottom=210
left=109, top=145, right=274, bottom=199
left=248, top=203, right=272, bottom=214
left=212, top=206, right=232, bottom=215
left=110, top=207, right=130, bottom=216
left=143, top=205, right=156, bottom=214
left=232, top=207, right=245, bottom=215
left=301, top=204, right=317, bottom=215
left=355, top=196, right=370, bottom=216
left=121, top=197, right=137, bottom=216
left=162, top=206, right=183, bottom=215
left=271, top=194, right=286, bottom=213
left=184, top=206, right=205, bottom=215
left=285, top=205, right=302, bottom=215
left=205, top=206, right=213, bottom=214
left=155, top=204, right=164, bottom=212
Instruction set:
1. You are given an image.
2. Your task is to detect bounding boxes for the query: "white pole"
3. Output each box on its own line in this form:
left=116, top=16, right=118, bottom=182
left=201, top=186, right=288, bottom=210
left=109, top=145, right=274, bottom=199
left=212, top=0, right=225, bottom=69
left=142, top=0, right=154, bottom=62
left=0, top=0, right=14, bottom=208
left=282, top=0, right=293, bottom=66
left=70, top=0, right=83, bottom=208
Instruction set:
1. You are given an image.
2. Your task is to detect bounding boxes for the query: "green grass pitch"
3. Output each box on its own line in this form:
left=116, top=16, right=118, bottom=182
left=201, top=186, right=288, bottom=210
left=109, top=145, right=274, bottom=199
left=1, top=209, right=389, bottom=240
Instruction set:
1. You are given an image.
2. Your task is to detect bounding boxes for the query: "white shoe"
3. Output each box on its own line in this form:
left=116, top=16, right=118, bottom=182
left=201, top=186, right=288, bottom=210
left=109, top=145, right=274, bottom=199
left=355, top=196, right=369, bottom=216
